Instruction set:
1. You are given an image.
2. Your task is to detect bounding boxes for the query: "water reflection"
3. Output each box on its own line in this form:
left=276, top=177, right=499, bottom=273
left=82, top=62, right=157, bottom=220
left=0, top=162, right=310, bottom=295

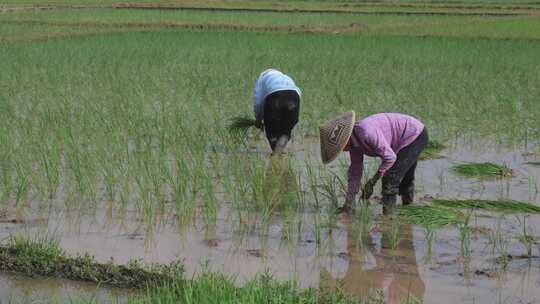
left=322, top=216, right=425, bottom=303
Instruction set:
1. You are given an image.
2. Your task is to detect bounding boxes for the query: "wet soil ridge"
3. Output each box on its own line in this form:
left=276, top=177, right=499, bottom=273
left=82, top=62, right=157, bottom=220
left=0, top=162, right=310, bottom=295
left=0, top=19, right=365, bottom=35
left=433, top=198, right=540, bottom=213
left=112, top=3, right=524, bottom=16
left=0, top=4, right=108, bottom=12
left=0, top=236, right=184, bottom=288
left=452, top=162, right=513, bottom=178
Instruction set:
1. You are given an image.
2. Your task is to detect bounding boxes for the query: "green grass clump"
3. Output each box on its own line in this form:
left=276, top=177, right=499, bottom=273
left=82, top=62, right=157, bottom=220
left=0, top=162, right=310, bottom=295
left=434, top=198, right=540, bottom=213
left=128, top=271, right=423, bottom=304
left=0, top=236, right=184, bottom=288
left=527, top=161, right=540, bottom=166
left=452, top=162, right=512, bottom=178
left=130, top=272, right=358, bottom=304
left=398, top=205, right=463, bottom=228
left=419, top=140, right=446, bottom=160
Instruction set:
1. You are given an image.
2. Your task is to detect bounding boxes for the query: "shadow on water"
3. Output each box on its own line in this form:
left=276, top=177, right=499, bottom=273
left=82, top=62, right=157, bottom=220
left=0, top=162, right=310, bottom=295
left=321, top=216, right=425, bottom=303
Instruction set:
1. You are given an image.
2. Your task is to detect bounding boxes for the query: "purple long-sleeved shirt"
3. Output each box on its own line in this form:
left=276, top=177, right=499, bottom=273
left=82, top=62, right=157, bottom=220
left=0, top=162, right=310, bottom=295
left=347, top=113, right=424, bottom=195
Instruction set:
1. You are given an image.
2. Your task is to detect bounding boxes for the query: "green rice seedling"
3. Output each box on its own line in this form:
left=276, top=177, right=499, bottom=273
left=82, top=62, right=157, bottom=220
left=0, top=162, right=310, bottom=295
left=0, top=145, right=13, bottom=203
left=433, top=198, right=540, bottom=213
left=424, top=226, right=436, bottom=259
left=487, top=215, right=504, bottom=256
left=202, top=170, right=218, bottom=227
left=118, top=164, right=132, bottom=212
left=437, top=170, right=447, bottom=194
left=318, top=172, right=346, bottom=211
left=528, top=176, right=539, bottom=200
left=493, top=216, right=510, bottom=268
left=282, top=157, right=302, bottom=212
left=37, top=141, right=61, bottom=201
left=419, top=140, right=446, bottom=160
left=517, top=215, right=534, bottom=258
left=135, top=173, right=156, bottom=226
left=388, top=218, right=401, bottom=250
left=357, top=200, right=372, bottom=243
left=314, top=214, right=323, bottom=251
left=452, top=162, right=513, bottom=178
left=324, top=206, right=338, bottom=239
left=526, top=161, right=540, bottom=166
left=13, top=156, right=32, bottom=206
left=458, top=210, right=473, bottom=262
left=398, top=205, right=463, bottom=228
left=295, top=171, right=308, bottom=209
left=305, top=159, right=321, bottom=208
left=172, top=154, right=197, bottom=226
left=81, top=151, right=99, bottom=207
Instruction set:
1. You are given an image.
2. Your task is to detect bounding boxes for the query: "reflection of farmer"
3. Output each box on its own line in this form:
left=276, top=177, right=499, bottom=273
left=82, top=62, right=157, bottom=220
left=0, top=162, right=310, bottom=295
left=319, top=112, right=428, bottom=214
left=253, top=69, right=302, bottom=153
left=321, top=219, right=425, bottom=303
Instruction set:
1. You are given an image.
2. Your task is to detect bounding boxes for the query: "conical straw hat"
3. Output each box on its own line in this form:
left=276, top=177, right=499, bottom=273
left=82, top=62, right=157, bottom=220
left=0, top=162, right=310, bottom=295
left=319, top=111, right=355, bottom=164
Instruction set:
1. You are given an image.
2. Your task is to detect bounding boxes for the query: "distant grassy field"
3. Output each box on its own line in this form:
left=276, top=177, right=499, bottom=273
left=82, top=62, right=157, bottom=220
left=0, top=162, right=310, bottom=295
left=2, top=4, right=540, bottom=40
left=2, top=9, right=540, bottom=43
left=2, top=0, right=540, bottom=8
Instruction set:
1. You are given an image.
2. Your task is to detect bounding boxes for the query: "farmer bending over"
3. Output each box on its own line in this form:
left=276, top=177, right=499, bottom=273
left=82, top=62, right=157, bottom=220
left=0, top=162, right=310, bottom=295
left=319, top=112, right=428, bottom=214
left=253, top=69, right=302, bottom=153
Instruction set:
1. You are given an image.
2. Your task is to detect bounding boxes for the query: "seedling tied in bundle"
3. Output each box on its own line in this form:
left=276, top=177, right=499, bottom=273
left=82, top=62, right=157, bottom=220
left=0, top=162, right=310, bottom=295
left=433, top=199, right=540, bottom=213
left=398, top=205, right=463, bottom=228
left=453, top=162, right=513, bottom=178
left=228, top=116, right=257, bottom=134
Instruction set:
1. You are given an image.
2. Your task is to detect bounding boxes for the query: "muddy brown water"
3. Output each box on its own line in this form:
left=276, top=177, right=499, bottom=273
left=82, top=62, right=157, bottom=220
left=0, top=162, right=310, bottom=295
left=1, top=138, right=540, bottom=303
left=0, top=272, right=129, bottom=303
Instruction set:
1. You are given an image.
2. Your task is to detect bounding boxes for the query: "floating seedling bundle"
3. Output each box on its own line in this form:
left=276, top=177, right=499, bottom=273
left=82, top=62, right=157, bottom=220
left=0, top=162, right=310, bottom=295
left=452, top=162, right=512, bottom=178
left=398, top=205, right=463, bottom=227
left=434, top=199, right=540, bottom=213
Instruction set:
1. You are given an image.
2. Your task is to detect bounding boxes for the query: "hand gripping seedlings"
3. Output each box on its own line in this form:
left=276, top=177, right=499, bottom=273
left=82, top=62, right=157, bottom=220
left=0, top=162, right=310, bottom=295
left=319, top=112, right=428, bottom=215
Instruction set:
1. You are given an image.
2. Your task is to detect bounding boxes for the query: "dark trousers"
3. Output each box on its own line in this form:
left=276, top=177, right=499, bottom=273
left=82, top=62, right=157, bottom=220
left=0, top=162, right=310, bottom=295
left=381, top=128, right=428, bottom=198
left=263, top=90, right=300, bottom=151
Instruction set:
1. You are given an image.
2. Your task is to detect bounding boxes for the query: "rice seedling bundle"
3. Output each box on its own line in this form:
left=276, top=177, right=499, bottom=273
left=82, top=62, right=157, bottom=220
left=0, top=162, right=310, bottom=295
left=452, top=162, right=512, bottom=178
left=433, top=199, right=540, bottom=213
left=228, top=116, right=257, bottom=133
left=398, top=205, right=463, bottom=227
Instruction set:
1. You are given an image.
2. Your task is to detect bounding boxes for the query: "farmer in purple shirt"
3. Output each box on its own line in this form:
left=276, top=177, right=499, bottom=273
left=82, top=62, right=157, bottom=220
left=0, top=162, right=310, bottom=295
left=319, top=111, right=428, bottom=214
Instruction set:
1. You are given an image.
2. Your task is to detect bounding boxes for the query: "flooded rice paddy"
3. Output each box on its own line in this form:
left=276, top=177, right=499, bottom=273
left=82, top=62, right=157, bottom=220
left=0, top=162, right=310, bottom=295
left=1, top=138, right=539, bottom=303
